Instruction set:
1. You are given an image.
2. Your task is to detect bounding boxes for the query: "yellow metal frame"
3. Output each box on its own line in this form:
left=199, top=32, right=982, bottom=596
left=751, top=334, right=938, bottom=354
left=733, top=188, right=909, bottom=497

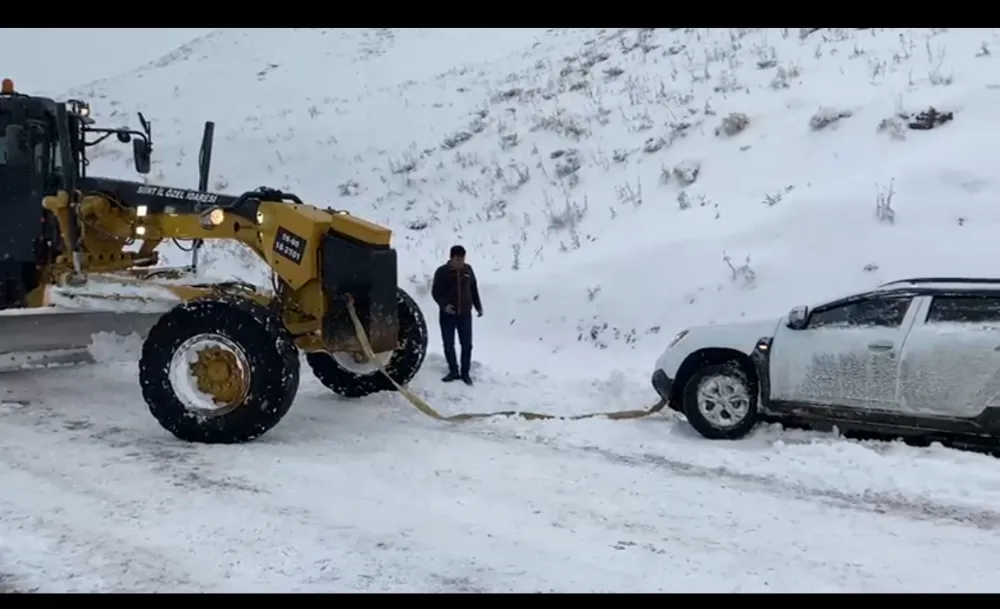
left=29, top=189, right=393, bottom=353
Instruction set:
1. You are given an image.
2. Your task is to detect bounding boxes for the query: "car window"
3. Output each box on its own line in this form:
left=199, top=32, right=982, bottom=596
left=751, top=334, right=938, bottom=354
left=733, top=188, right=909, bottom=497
left=926, top=296, right=1000, bottom=325
left=808, top=297, right=912, bottom=329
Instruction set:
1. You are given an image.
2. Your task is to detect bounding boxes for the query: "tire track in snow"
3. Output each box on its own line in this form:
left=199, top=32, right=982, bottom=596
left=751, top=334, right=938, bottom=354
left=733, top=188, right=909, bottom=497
left=0, top=390, right=725, bottom=592
left=293, top=379, right=1000, bottom=534
left=0, top=466, right=203, bottom=592
left=0, top=407, right=425, bottom=592
left=8, top=359, right=999, bottom=533
left=2, top=373, right=667, bottom=592
left=452, top=422, right=1000, bottom=531
left=401, top=360, right=1000, bottom=531
left=6, top=364, right=1000, bottom=592
left=0, top=398, right=266, bottom=495
left=590, top=444, right=1000, bottom=530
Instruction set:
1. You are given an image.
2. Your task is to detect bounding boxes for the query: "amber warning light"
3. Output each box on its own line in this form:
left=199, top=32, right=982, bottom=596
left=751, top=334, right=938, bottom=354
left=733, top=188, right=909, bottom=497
left=1, top=79, right=13, bottom=94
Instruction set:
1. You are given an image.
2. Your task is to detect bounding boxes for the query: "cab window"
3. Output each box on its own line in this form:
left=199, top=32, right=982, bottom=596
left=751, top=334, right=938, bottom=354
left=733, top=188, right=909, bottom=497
left=0, top=113, right=7, bottom=165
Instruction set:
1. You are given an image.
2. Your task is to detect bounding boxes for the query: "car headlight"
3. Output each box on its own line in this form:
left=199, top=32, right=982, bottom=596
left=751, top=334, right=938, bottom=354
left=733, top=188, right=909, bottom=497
left=667, top=329, right=689, bottom=349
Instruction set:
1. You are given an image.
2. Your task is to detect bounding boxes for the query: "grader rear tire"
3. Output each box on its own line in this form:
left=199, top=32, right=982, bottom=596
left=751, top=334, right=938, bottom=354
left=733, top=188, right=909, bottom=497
left=138, top=296, right=300, bottom=444
left=307, top=287, right=428, bottom=398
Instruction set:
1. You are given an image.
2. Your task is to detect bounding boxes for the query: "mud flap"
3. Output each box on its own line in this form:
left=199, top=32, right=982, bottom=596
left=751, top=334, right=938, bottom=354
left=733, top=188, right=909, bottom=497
left=0, top=309, right=165, bottom=372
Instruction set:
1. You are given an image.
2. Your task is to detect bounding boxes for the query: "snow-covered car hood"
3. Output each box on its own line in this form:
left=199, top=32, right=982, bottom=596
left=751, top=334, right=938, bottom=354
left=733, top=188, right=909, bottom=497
left=691, top=317, right=784, bottom=338
left=684, top=317, right=785, bottom=347
left=655, top=317, right=784, bottom=377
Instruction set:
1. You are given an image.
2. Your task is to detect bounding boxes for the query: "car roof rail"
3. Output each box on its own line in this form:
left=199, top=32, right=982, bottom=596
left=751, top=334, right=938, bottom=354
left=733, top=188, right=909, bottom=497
left=879, top=277, right=1000, bottom=287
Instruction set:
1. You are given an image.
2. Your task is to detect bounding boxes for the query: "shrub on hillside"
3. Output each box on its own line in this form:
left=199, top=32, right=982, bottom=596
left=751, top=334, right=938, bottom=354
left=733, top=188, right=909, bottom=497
left=715, top=112, right=749, bottom=138
left=905, top=107, right=953, bottom=130
left=876, top=116, right=907, bottom=140
left=809, top=107, right=853, bottom=131
left=878, top=106, right=954, bottom=140
left=671, top=159, right=701, bottom=186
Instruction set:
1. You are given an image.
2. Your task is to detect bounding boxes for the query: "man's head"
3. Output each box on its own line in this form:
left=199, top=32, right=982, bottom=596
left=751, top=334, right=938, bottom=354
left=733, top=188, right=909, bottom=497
left=449, top=245, right=466, bottom=268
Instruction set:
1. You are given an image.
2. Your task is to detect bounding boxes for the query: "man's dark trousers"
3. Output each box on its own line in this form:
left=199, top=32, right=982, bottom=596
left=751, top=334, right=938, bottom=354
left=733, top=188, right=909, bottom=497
left=440, top=310, right=473, bottom=377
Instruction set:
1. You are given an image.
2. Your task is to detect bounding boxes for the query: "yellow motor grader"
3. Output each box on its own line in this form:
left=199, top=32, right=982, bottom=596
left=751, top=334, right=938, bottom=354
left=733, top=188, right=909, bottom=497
left=0, top=78, right=428, bottom=443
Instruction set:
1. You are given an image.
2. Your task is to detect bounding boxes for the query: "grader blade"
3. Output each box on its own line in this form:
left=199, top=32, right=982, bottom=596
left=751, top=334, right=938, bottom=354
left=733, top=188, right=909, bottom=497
left=0, top=309, right=164, bottom=372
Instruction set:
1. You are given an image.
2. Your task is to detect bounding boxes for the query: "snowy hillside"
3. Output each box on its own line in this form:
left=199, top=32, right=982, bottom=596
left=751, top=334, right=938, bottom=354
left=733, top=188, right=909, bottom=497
left=73, top=27, right=1000, bottom=359
left=5, top=28, right=1000, bottom=592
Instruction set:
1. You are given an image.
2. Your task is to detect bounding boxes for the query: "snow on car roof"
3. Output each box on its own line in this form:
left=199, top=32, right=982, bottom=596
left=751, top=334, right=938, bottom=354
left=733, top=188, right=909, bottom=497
left=876, top=278, right=1000, bottom=292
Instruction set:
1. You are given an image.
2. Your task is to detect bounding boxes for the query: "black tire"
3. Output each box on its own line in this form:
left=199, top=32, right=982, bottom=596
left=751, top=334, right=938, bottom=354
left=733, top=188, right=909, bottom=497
left=307, top=287, right=428, bottom=398
left=138, top=296, right=300, bottom=444
left=681, top=361, right=758, bottom=440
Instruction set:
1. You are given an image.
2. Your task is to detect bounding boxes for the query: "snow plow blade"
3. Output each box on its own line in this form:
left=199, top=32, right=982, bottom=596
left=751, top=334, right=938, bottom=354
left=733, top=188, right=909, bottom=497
left=0, top=309, right=163, bottom=372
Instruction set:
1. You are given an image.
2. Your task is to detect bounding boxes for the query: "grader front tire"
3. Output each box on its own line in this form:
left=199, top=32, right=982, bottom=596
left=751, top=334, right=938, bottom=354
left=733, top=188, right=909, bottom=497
left=138, top=297, right=300, bottom=444
left=307, top=287, right=428, bottom=399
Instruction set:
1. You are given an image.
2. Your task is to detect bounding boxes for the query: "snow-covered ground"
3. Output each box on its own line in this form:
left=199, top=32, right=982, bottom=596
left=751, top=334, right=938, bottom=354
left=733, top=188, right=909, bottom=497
left=4, top=27, right=1000, bottom=592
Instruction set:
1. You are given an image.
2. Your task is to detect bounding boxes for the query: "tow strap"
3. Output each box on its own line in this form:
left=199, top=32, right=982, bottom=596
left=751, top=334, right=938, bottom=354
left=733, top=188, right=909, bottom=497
left=345, top=296, right=668, bottom=422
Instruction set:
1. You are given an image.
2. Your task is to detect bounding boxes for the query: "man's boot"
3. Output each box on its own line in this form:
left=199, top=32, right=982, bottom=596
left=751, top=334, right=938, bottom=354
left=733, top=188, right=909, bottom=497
left=442, top=371, right=461, bottom=383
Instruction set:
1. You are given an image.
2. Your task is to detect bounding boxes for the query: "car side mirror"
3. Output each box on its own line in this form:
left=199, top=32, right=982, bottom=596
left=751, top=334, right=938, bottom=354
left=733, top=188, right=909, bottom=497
left=786, top=305, right=809, bottom=330
left=132, top=138, right=151, bottom=174
left=3, top=124, right=30, bottom=167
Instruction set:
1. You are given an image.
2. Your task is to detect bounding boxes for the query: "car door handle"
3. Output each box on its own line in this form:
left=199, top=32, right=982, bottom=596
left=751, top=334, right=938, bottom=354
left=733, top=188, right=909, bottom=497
left=868, top=341, right=894, bottom=351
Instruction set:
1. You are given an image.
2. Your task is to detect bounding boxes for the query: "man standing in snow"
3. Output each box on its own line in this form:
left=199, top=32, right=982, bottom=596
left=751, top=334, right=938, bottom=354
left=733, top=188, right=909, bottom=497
left=431, top=245, right=483, bottom=385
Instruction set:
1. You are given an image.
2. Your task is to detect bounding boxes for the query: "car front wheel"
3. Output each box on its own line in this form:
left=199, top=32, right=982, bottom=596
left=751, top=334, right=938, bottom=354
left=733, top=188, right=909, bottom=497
left=682, top=362, right=758, bottom=440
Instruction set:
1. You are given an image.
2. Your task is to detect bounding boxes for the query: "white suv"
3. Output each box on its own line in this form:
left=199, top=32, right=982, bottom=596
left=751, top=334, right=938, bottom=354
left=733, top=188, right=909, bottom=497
left=651, top=278, right=1000, bottom=446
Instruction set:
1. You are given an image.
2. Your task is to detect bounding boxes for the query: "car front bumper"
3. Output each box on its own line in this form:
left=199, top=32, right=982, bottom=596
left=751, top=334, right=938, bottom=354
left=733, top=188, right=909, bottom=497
left=651, top=368, right=673, bottom=402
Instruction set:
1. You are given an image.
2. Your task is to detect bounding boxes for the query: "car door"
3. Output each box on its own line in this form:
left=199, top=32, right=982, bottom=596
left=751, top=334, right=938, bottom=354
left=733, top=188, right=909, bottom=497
left=769, top=294, right=917, bottom=412
left=897, top=294, right=1000, bottom=418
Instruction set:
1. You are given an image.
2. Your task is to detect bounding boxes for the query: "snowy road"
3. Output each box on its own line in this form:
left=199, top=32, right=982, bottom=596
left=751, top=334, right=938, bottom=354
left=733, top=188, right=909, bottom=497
left=3, top=356, right=1000, bottom=592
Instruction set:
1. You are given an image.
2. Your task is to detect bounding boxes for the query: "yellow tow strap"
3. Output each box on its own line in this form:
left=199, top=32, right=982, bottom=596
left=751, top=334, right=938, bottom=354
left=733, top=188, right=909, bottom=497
left=345, top=297, right=668, bottom=422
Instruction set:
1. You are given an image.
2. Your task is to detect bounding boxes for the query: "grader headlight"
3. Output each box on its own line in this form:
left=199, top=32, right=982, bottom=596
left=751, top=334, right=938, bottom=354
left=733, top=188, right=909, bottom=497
left=200, top=207, right=225, bottom=229
left=66, top=99, right=91, bottom=117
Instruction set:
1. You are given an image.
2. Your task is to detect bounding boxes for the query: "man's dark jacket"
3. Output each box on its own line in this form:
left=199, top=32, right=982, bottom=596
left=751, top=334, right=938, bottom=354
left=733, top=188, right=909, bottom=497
left=431, top=263, right=482, bottom=315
